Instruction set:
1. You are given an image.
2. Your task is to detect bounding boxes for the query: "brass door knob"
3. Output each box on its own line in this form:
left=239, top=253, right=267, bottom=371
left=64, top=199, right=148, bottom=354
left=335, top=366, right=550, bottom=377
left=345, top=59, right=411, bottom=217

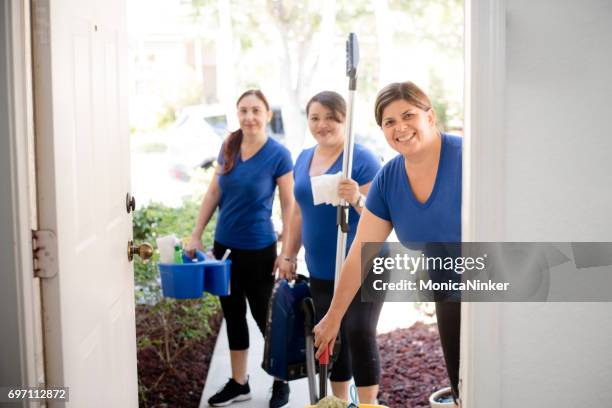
left=127, top=240, right=153, bottom=262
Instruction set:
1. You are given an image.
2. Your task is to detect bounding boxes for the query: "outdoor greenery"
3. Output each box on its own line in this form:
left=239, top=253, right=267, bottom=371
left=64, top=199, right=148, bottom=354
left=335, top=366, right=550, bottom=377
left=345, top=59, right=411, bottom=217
left=132, top=195, right=221, bottom=405
left=133, top=196, right=216, bottom=302
left=156, top=103, right=178, bottom=129
left=152, top=0, right=464, bottom=148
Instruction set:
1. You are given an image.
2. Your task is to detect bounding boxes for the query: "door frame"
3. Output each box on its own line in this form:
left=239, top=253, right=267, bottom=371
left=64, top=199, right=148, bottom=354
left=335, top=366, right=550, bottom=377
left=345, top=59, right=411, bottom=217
left=0, top=0, right=46, bottom=390
left=1, top=0, right=509, bottom=404
left=461, top=0, right=506, bottom=406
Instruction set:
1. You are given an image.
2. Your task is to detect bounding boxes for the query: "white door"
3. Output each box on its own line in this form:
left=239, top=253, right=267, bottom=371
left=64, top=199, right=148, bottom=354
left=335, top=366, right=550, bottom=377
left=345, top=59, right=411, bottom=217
left=31, top=0, right=137, bottom=406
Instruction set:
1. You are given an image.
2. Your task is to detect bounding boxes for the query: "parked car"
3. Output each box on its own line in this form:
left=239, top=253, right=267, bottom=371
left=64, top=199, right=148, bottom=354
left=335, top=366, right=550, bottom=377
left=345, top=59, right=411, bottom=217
left=175, top=103, right=229, bottom=137
left=165, top=109, right=225, bottom=181
left=166, top=103, right=296, bottom=181
left=175, top=102, right=286, bottom=141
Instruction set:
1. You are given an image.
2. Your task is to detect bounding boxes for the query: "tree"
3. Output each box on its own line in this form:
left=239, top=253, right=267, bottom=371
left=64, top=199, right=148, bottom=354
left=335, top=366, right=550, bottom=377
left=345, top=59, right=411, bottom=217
left=265, top=0, right=326, bottom=155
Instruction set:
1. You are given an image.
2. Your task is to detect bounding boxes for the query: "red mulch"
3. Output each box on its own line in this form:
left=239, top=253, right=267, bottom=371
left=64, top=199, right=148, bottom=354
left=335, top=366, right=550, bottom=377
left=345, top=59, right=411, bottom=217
left=377, top=321, right=450, bottom=408
left=136, top=312, right=446, bottom=408
left=136, top=307, right=223, bottom=408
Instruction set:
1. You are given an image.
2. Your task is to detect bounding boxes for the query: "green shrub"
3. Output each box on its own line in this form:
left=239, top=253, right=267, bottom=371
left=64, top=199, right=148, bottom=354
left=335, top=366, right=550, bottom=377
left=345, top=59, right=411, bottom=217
left=156, top=104, right=177, bottom=129
left=132, top=197, right=216, bottom=304
left=133, top=197, right=222, bottom=404
left=136, top=142, right=167, bottom=153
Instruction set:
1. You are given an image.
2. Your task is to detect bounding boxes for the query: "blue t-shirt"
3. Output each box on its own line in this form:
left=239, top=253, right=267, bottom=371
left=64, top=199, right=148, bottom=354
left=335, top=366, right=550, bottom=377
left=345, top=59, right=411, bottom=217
left=294, top=144, right=381, bottom=280
left=215, top=137, right=293, bottom=249
left=365, top=133, right=462, bottom=243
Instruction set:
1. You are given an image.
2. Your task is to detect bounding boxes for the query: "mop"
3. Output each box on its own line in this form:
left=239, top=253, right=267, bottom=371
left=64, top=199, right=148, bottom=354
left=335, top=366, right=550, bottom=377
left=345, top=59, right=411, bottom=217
left=303, top=32, right=360, bottom=405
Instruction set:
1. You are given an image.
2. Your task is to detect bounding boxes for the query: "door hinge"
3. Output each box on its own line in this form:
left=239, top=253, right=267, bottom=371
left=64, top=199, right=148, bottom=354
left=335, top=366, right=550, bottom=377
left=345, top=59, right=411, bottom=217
left=32, top=229, right=58, bottom=279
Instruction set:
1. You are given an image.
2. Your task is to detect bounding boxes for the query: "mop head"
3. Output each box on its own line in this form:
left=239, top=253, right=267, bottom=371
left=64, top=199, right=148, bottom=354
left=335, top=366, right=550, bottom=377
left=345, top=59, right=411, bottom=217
left=315, top=396, right=349, bottom=408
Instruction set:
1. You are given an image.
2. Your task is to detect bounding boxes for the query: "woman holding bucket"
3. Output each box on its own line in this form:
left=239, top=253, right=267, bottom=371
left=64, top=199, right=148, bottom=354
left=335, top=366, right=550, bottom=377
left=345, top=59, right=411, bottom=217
left=185, top=89, right=294, bottom=408
left=313, top=82, right=462, bottom=405
left=277, top=91, right=383, bottom=404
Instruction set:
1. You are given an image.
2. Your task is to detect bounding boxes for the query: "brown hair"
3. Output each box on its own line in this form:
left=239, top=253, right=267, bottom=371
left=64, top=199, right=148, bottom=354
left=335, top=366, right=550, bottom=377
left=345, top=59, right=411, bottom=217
left=306, top=91, right=346, bottom=123
left=221, top=89, right=270, bottom=174
left=374, top=81, right=433, bottom=127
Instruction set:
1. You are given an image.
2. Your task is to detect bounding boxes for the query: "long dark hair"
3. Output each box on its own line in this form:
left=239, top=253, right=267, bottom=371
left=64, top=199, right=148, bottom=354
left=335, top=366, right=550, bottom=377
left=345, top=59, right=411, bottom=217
left=221, top=89, right=270, bottom=174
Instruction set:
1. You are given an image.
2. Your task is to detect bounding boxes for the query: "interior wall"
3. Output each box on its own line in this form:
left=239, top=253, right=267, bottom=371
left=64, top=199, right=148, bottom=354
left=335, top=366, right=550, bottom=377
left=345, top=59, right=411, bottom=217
left=481, top=0, right=612, bottom=406
left=0, top=0, right=27, bottom=399
left=0, top=2, right=42, bottom=406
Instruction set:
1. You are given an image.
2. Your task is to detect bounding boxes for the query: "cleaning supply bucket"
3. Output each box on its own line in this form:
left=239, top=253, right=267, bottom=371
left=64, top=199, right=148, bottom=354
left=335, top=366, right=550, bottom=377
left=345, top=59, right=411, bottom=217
left=159, top=250, right=207, bottom=299
left=203, top=259, right=231, bottom=296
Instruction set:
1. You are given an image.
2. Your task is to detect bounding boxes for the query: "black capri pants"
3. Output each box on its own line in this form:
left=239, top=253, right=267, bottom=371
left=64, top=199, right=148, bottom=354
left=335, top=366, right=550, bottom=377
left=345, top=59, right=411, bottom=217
left=310, top=276, right=383, bottom=387
left=435, top=301, right=461, bottom=400
left=213, top=241, right=276, bottom=351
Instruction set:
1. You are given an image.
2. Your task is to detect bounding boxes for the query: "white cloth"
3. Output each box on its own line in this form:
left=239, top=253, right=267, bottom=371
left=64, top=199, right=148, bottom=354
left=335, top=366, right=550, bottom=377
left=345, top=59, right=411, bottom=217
left=310, top=172, right=343, bottom=206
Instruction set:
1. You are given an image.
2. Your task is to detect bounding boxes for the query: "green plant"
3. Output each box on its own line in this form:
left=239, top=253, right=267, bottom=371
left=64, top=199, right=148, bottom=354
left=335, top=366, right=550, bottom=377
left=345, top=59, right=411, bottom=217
left=136, top=142, right=167, bottom=153
left=136, top=295, right=221, bottom=400
left=132, top=197, right=216, bottom=304
left=138, top=295, right=219, bottom=366
left=133, top=197, right=222, bottom=405
left=156, top=103, right=177, bottom=129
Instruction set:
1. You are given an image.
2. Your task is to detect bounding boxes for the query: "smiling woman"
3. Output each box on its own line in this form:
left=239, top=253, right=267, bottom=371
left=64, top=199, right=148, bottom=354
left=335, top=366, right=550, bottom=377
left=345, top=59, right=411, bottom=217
left=184, top=89, right=296, bottom=408
left=279, top=91, right=383, bottom=403
left=313, top=81, right=462, bottom=406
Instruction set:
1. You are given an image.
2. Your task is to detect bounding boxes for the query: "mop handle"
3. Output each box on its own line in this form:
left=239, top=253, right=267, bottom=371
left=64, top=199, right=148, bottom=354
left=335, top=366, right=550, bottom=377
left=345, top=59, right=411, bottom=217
left=336, top=33, right=360, bottom=234
left=318, top=345, right=330, bottom=399
left=335, top=33, right=360, bottom=289
left=318, top=345, right=330, bottom=365
left=346, top=32, right=359, bottom=90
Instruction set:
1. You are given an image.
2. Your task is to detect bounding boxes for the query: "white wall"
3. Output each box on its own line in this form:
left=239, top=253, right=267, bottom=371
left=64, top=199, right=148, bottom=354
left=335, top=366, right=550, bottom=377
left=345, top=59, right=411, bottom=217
left=502, top=0, right=612, bottom=405
left=466, top=0, right=612, bottom=406
left=0, top=2, right=26, bottom=396
left=0, top=2, right=44, bottom=406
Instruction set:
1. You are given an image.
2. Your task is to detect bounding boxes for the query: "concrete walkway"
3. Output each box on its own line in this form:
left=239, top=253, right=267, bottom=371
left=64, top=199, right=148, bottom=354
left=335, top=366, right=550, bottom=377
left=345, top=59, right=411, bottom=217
left=199, top=308, right=315, bottom=408
left=199, top=301, right=433, bottom=408
left=200, top=248, right=434, bottom=408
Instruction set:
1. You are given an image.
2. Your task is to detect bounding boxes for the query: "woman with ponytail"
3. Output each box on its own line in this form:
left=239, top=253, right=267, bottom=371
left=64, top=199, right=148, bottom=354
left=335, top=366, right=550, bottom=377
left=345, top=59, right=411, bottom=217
left=186, top=90, right=294, bottom=408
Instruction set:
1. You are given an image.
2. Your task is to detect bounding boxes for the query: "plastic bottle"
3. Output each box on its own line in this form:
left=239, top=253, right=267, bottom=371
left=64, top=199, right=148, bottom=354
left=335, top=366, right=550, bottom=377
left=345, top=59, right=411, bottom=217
left=173, top=244, right=183, bottom=264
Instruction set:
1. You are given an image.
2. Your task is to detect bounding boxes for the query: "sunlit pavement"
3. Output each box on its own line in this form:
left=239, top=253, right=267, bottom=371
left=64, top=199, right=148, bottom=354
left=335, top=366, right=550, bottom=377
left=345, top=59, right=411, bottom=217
left=199, top=262, right=435, bottom=408
left=200, top=307, right=315, bottom=408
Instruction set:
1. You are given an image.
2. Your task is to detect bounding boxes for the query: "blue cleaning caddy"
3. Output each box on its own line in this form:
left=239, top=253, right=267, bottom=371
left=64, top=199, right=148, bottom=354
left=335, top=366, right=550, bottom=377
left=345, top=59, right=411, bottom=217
left=203, top=259, right=232, bottom=296
left=159, top=250, right=207, bottom=299
left=159, top=250, right=232, bottom=299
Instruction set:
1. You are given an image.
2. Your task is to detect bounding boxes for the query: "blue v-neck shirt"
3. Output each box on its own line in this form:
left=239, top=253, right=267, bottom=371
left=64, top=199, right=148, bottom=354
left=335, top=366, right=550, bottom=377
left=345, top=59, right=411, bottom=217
left=294, top=144, right=381, bottom=280
left=365, top=133, right=462, bottom=243
left=215, top=137, right=293, bottom=249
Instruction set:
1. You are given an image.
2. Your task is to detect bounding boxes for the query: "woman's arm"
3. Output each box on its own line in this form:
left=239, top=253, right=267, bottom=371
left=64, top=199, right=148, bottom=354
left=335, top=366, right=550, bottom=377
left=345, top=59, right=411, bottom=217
left=313, top=208, right=392, bottom=357
left=337, top=180, right=372, bottom=215
left=272, top=171, right=301, bottom=279
left=277, top=203, right=303, bottom=279
left=185, top=166, right=222, bottom=256
left=272, top=172, right=295, bottom=277
left=276, top=171, right=295, bottom=251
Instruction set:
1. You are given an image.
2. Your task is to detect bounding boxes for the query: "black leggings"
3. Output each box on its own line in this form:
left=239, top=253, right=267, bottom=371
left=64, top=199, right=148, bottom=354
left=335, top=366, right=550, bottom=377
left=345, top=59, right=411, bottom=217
left=213, top=241, right=276, bottom=351
left=310, top=277, right=383, bottom=387
left=435, top=301, right=461, bottom=400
